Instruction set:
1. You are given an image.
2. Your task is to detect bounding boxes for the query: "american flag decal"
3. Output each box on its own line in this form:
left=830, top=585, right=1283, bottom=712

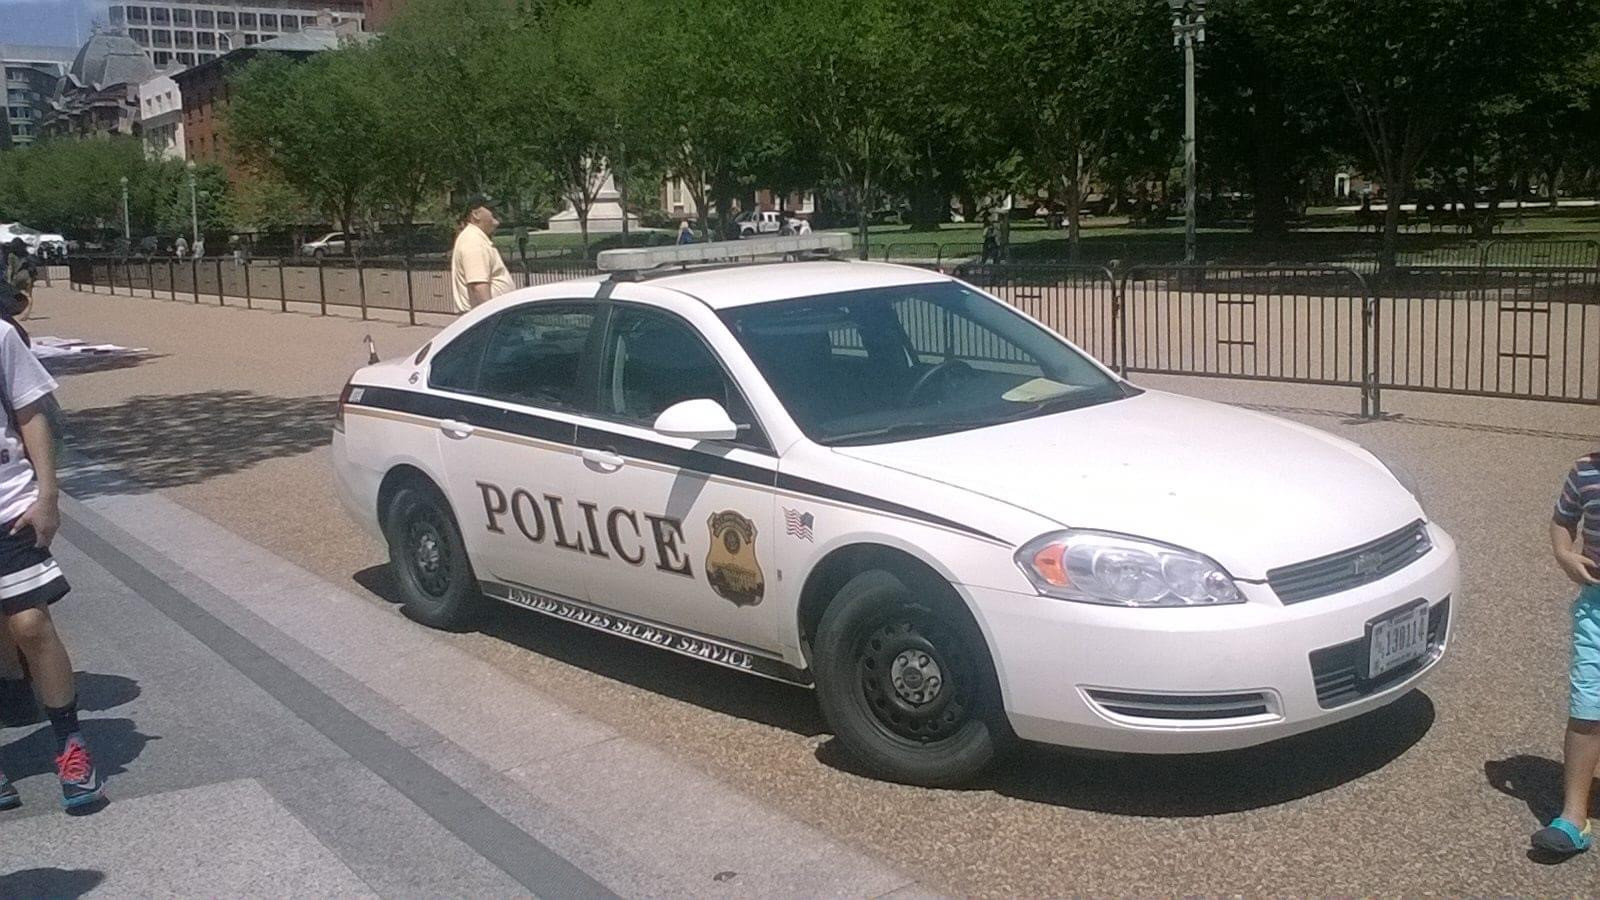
left=784, top=508, right=815, bottom=542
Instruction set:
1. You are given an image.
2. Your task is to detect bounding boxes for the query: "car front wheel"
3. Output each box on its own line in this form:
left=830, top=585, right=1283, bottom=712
left=384, top=481, right=481, bottom=630
left=812, top=568, right=1007, bottom=786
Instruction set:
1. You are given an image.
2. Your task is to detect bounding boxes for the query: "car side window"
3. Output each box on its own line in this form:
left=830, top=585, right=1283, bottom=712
left=600, top=306, right=767, bottom=449
left=427, top=319, right=494, bottom=392
left=475, top=304, right=597, bottom=410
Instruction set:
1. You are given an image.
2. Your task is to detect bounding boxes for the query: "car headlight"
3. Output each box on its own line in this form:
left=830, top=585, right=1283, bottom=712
left=1371, top=451, right=1423, bottom=504
left=1015, top=530, right=1244, bottom=607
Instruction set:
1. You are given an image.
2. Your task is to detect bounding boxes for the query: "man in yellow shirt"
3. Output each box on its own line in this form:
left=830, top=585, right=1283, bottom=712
left=451, top=196, right=514, bottom=313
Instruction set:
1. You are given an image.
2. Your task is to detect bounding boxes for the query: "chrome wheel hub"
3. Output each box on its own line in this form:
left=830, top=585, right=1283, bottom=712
left=890, top=650, right=943, bottom=705
left=415, top=533, right=441, bottom=572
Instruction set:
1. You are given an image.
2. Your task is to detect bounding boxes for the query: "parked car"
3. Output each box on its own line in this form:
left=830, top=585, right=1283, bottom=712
left=331, top=234, right=1459, bottom=787
left=301, top=232, right=353, bottom=258
left=735, top=211, right=783, bottom=237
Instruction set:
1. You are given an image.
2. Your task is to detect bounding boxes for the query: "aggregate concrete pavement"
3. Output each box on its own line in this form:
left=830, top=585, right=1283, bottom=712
left=19, top=283, right=1600, bottom=893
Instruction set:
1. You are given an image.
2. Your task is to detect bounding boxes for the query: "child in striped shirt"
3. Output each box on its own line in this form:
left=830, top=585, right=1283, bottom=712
left=1533, top=451, right=1600, bottom=856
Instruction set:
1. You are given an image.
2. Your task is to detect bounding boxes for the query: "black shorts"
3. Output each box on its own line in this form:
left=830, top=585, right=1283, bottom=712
left=0, top=521, right=68, bottom=617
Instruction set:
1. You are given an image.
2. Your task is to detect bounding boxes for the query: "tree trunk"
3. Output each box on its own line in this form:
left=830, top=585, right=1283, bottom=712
left=1378, top=181, right=1404, bottom=273
left=1064, top=175, right=1083, bottom=263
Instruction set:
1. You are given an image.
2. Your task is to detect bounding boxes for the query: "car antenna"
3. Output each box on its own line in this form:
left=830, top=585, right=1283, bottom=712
left=364, top=335, right=379, bottom=365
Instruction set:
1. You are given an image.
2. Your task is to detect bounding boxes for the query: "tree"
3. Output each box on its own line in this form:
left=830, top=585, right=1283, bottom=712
left=0, top=137, right=226, bottom=243
left=959, top=0, right=1174, bottom=256
left=379, top=0, right=537, bottom=203
left=1254, top=0, right=1595, bottom=267
left=225, top=49, right=388, bottom=242
left=620, top=0, right=779, bottom=240
left=1198, top=0, right=1342, bottom=235
left=774, top=0, right=910, bottom=256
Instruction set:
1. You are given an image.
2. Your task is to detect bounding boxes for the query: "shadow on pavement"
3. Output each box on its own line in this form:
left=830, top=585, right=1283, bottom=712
left=76, top=672, right=142, bottom=713
left=0, top=868, right=104, bottom=897
left=59, top=391, right=334, bottom=498
left=41, top=353, right=164, bottom=378
left=352, top=565, right=825, bottom=737
left=1, top=718, right=157, bottom=783
left=816, top=689, right=1436, bottom=815
left=1485, top=754, right=1600, bottom=826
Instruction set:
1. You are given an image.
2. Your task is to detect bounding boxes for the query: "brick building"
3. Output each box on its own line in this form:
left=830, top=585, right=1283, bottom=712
left=173, top=16, right=367, bottom=185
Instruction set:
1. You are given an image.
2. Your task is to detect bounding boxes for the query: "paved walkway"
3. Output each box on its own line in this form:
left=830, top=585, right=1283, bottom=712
left=1, top=461, right=920, bottom=896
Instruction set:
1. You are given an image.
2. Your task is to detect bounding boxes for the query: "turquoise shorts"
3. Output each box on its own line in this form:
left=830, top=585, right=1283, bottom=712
left=1572, top=585, right=1600, bottom=721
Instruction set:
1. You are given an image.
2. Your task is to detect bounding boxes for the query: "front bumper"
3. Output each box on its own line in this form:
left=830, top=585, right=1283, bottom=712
left=330, top=430, right=385, bottom=544
left=972, top=523, right=1460, bottom=753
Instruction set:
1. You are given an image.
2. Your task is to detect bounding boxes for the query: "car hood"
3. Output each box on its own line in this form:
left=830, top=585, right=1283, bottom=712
left=832, top=390, right=1422, bottom=579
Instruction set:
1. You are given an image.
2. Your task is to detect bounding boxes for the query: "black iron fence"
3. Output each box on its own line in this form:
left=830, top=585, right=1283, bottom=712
left=68, top=252, right=1600, bottom=416
left=955, top=261, right=1597, bottom=416
left=69, top=254, right=600, bottom=325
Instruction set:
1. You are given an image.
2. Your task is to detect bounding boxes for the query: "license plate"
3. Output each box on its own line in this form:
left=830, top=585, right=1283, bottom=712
left=1368, top=601, right=1430, bottom=679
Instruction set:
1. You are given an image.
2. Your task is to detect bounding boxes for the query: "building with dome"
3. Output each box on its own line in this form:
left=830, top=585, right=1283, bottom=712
left=39, top=29, right=158, bottom=140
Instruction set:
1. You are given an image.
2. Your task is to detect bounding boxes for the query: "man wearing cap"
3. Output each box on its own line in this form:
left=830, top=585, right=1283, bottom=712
left=451, top=196, right=514, bottom=313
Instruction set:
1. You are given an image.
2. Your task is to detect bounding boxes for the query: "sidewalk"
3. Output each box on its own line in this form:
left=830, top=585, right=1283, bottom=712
left=0, top=466, right=922, bottom=896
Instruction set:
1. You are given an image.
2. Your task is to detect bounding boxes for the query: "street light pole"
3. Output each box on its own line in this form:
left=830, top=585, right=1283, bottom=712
left=119, top=175, right=131, bottom=244
left=187, top=162, right=199, bottom=248
left=1169, top=0, right=1206, bottom=264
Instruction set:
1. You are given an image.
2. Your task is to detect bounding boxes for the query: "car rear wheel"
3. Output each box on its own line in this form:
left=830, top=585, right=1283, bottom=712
left=813, top=568, right=1007, bottom=786
left=384, top=481, right=481, bottom=630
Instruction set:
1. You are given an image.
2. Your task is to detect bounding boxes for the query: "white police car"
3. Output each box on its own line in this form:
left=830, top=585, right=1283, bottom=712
left=332, top=234, right=1458, bottom=786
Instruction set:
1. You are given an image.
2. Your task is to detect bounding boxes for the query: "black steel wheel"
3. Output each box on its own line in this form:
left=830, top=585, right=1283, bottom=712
left=813, top=568, right=1007, bottom=786
left=384, top=480, right=481, bottom=630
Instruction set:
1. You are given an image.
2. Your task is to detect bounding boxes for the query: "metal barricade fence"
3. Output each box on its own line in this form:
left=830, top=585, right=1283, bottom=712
left=953, top=263, right=1120, bottom=367
left=1119, top=267, right=1374, bottom=404
left=1378, top=265, right=1600, bottom=405
left=54, top=253, right=1600, bottom=417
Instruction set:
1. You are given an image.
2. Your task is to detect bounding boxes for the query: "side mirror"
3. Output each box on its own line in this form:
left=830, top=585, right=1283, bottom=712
left=653, top=398, right=739, bottom=442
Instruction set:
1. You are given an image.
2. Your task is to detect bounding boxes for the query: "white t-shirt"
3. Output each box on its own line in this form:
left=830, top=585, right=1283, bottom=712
left=0, top=321, right=56, bottom=524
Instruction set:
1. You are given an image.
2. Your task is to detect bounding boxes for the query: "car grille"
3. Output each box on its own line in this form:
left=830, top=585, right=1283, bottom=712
left=1267, top=520, right=1432, bottom=605
left=1084, top=689, right=1275, bottom=722
left=1309, top=597, right=1450, bottom=709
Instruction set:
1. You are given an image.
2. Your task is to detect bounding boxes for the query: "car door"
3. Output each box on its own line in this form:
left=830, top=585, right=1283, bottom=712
left=430, top=300, right=603, bottom=603
left=573, top=300, right=785, bottom=654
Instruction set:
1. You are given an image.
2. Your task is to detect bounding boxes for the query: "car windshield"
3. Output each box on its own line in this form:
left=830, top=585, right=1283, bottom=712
left=720, top=281, right=1134, bottom=446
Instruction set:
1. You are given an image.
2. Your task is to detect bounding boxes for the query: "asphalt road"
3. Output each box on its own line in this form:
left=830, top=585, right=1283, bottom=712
left=24, top=283, right=1600, bottom=894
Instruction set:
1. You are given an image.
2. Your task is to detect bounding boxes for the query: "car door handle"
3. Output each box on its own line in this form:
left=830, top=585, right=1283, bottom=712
left=439, top=419, right=475, bottom=439
left=581, top=448, right=625, bottom=472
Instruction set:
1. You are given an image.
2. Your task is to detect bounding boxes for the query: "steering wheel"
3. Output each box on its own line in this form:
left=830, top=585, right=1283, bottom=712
left=904, top=359, right=972, bottom=405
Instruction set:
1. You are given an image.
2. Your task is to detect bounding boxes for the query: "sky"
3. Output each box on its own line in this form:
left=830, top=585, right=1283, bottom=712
left=0, top=0, right=107, bottom=49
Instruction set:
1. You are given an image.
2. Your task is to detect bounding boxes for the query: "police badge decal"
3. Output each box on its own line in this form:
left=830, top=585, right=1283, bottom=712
left=705, top=511, right=765, bottom=606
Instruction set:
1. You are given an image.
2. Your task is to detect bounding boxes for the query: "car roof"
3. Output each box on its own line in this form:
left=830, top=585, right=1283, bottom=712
left=642, top=260, right=949, bottom=310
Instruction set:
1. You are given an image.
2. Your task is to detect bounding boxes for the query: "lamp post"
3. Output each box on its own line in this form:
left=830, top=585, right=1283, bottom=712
left=119, top=175, right=131, bottom=245
left=1168, top=0, right=1205, bottom=264
left=186, top=161, right=199, bottom=249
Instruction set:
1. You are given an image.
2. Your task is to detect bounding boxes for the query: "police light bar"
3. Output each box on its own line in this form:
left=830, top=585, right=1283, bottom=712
left=596, top=233, right=853, bottom=273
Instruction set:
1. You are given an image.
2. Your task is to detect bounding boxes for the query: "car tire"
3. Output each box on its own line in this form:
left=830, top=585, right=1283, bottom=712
left=383, top=480, right=481, bottom=630
left=812, top=568, right=1008, bottom=786
left=313, top=248, right=325, bottom=260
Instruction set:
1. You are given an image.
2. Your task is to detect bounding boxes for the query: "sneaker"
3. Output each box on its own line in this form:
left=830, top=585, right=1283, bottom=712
left=0, top=677, right=42, bottom=728
left=0, top=768, right=19, bottom=810
left=55, top=734, right=103, bottom=809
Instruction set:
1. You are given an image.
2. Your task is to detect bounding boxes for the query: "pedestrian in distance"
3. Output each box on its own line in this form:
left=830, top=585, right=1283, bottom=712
left=192, top=236, right=205, bottom=259
left=1532, top=449, right=1600, bottom=857
left=981, top=220, right=1000, bottom=265
left=676, top=220, right=695, bottom=245
left=450, top=195, right=513, bottom=314
left=4, top=240, right=34, bottom=303
left=0, top=315, right=104, bottom=812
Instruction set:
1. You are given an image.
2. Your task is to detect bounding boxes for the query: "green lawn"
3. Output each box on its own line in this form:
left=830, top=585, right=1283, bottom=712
left=487, top=204, right=1600, bottom=266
